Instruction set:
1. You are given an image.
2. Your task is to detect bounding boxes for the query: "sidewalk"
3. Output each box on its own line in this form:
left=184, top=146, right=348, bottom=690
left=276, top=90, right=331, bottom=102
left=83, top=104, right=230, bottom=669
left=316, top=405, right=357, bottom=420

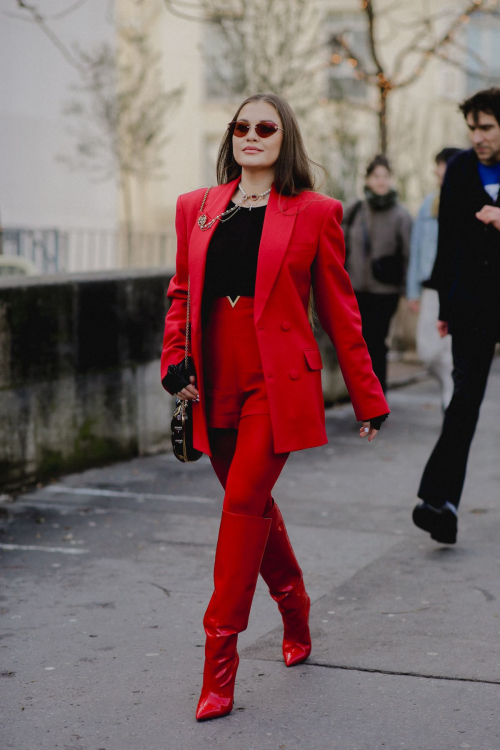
left=1, top=361, right=499, bottom=750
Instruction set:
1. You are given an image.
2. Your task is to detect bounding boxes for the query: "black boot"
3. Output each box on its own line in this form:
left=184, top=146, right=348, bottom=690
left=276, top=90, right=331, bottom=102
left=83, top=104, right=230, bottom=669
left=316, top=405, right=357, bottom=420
left=412, top=502, right=458, bottom=545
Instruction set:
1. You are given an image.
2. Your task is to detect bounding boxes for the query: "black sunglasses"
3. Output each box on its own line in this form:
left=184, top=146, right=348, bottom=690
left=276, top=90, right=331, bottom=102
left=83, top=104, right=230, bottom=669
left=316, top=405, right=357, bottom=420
left=228, top=120, right=283, bottom=138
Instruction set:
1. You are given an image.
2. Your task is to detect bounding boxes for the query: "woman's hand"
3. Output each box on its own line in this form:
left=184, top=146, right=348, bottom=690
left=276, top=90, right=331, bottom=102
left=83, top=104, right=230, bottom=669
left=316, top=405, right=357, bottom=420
left=359, top=421, right=379, bottom=442
left=176, top=375, right=199, bottom=402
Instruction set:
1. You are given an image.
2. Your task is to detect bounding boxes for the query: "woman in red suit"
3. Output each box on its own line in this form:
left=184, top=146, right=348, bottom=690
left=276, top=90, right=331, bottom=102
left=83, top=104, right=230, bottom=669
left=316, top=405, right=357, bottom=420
left=161, top=93, right=389, bottom=721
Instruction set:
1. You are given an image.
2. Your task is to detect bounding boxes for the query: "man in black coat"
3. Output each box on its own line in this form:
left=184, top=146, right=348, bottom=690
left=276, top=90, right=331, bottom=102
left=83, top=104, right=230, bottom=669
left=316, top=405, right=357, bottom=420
left=412, top=88, right=500, bottom=544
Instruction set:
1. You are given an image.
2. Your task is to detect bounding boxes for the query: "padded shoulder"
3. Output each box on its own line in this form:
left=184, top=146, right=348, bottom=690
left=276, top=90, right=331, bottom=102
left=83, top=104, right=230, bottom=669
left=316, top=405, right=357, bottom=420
left=283, top=191, right=342, bottom=221
left=178, top=185, right=214, bottom=209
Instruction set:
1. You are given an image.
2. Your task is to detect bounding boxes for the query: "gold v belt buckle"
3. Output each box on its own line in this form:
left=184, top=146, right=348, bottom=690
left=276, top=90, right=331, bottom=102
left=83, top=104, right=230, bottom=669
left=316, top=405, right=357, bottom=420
left=226, top=296, right=240, bottom=307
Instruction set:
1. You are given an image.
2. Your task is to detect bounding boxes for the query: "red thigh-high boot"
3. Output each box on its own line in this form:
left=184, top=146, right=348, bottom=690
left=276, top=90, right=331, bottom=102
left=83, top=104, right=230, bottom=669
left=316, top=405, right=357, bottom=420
left=208, top=429, right=310, bottom=668
left=260, top=500, right=311, bottom=667
left=196, top=510, right=271, bottom=721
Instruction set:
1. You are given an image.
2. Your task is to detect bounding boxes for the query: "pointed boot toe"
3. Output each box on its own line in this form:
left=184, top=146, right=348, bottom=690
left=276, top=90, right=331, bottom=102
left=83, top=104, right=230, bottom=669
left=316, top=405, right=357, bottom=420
left=196, top=651, right=239, bottom=721
left=284, top=642, right=312, bottom=667
left=196, top=691, right=234, bottom=721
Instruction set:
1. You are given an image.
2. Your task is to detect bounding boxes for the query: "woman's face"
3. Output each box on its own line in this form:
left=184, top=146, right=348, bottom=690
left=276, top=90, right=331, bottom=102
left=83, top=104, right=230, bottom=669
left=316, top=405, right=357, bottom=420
left=366, top=165, right=392, bottom=196
left=232, top=101, right=284, bottom=173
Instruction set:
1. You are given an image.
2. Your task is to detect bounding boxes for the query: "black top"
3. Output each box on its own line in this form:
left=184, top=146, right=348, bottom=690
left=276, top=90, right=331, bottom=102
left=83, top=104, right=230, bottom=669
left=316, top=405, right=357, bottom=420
left=203, top=202, right=267, bottom=305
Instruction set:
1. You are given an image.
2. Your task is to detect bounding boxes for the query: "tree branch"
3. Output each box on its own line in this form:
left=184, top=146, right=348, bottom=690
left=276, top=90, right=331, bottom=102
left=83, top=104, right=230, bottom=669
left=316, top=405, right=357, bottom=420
left=14, top=0, right=86, bottom=72
left=391, top=1, right=490, bottom=88
left=363, top=0, right=385, bottom=76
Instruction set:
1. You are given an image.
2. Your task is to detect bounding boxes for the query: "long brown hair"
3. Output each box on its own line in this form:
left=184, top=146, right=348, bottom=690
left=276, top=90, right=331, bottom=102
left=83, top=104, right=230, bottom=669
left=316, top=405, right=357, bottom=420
left=216, top=93, right=317, bottom=196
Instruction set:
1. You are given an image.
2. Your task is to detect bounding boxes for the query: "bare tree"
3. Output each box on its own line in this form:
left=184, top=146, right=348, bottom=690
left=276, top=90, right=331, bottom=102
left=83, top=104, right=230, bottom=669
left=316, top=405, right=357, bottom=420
left=163, top=0, right=321, bottom=115
left=60, top=29, right=182, bottom=265
left=8, top=0, right=90, bottom=71
left=329, top=0, right=500, bottom=153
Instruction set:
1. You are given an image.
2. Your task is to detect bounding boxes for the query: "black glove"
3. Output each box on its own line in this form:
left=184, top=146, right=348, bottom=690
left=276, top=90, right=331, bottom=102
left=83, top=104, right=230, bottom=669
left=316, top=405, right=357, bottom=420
left=162, top=357, right=196, bottom=395
left=368, top=413, right=389, bottom=430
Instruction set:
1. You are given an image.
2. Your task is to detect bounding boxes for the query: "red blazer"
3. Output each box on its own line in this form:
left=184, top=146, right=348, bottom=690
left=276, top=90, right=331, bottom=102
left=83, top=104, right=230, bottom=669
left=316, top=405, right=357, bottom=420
left=161, top=177, right=389, bottom=456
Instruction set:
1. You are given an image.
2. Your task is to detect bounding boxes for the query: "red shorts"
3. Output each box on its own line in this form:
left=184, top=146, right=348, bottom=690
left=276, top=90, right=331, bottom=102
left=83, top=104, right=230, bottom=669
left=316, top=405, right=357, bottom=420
left=202, top=297, right=270, bottom=429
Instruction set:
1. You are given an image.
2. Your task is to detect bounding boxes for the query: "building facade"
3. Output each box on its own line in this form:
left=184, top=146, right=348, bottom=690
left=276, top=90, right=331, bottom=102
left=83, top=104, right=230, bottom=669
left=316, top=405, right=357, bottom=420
left=2, top=0, right=499, bottom=272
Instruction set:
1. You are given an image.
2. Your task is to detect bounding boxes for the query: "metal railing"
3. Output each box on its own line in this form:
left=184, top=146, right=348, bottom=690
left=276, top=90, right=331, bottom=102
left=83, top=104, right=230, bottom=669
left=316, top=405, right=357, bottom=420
left=1, top=227, right=177, bottom=274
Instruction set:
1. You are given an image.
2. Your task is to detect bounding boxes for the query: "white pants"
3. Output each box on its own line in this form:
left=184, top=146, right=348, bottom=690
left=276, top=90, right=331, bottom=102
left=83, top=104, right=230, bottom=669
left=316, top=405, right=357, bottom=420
left=416, top=288, right=453, bottom=409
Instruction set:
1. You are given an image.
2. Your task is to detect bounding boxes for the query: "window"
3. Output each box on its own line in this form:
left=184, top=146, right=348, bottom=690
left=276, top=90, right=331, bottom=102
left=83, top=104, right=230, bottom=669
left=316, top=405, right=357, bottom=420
left=465, top=13, right=500, bottom=96
left=202, top=22, right=243, bottom=101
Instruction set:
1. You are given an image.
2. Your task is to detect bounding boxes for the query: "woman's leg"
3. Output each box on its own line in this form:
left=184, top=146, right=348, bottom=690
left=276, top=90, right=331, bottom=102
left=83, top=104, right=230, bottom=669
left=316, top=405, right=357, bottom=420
left=222, top=414, right=289, bottom=516
left=209, top=426, right=273, bottom=515
left=208, top=421, right=311, bottom=667
left=208, top=427, right=237, bottom=488
left=197, top=415, right=289, bottom=721
left=260, top=501, right=312, bottom=666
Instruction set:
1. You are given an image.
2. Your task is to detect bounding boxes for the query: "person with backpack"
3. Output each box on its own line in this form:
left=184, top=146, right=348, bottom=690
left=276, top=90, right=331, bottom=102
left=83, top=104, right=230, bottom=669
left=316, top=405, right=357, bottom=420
left=342, top=155, right=412, bottom=393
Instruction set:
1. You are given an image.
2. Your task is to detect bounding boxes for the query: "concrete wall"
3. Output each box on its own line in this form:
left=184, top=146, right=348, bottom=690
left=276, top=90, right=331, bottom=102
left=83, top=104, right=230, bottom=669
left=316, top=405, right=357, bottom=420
left=0, top=270, right=174, bottom=492
left=0, top=270, right=348, bottom=491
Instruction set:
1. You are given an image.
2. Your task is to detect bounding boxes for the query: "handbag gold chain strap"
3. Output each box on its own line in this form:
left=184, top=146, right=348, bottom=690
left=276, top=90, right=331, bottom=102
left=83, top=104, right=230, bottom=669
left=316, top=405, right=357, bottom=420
left=200, top=186, right=211, bottom=213
left=180, top=187, right=211, bottom=418
left=181, top=274, right=191, bottom=425
left=184, top=273, right=191, bottom=371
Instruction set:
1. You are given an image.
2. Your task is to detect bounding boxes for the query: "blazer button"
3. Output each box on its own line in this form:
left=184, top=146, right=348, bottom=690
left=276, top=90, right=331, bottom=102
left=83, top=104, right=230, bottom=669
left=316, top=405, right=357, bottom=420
left=289, top=370, right=299, bottom=380
left=281, top=321, right=291, bottom=331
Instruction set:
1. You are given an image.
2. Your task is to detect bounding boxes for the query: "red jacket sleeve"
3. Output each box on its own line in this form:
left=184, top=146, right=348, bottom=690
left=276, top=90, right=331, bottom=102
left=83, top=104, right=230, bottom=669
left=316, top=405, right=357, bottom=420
left=311, top=201, right=389, bottom=421
left=161, top=195, right=190, bottom=393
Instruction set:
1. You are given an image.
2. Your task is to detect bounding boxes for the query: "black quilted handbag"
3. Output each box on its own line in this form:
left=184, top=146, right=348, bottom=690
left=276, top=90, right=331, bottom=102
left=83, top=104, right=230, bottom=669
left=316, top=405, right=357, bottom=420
left=171, top=397, right=202, bottom=463
left=170, top=275, right=203, bottom=463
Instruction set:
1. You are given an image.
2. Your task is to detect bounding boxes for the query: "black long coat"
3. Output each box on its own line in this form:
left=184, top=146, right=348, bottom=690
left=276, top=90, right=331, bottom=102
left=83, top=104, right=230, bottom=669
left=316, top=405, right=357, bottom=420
left=430, top=148, right=500, bottom=339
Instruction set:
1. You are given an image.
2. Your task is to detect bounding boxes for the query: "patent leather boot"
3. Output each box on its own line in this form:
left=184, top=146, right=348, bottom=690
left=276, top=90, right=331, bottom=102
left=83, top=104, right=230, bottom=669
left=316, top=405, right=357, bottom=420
left=261, top=500, right=312, bottom=667
left=196, top=510, right=271, bottom=721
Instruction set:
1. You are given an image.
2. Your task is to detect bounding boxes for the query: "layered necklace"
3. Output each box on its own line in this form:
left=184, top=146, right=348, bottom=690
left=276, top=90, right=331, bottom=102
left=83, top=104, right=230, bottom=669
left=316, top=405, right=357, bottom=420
left=198, top=184, right=271, bottom=231
left=238, top=184, right=271, bottom=209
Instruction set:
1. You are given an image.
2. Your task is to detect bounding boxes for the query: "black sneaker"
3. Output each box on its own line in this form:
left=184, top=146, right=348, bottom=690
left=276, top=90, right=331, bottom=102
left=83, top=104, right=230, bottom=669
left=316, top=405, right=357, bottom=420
left=412, top=502, right=457, bottom=545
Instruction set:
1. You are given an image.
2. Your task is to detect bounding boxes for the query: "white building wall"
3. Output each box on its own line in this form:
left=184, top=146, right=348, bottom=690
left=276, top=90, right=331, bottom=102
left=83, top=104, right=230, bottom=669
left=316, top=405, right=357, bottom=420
left=130, top=0, right=236, bottom=233
left=1, top=0, right=490, bottom=244
left=0, top=0, right=117, bottom=230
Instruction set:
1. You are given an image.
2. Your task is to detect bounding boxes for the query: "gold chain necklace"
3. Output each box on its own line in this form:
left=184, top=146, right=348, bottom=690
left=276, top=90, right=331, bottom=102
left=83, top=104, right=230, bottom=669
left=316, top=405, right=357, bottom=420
left=197, top=185, right=270, bottom=231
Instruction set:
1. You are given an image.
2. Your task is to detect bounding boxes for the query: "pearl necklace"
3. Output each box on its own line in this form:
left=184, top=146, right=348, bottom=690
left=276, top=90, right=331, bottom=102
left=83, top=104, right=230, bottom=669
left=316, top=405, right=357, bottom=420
left=238, top=184, right=272, bottom=210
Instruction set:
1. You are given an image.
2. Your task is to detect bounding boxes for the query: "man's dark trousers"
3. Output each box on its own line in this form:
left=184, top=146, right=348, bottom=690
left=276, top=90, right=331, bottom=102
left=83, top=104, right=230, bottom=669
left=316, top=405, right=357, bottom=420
left=418, top=328, right=496, bottom=509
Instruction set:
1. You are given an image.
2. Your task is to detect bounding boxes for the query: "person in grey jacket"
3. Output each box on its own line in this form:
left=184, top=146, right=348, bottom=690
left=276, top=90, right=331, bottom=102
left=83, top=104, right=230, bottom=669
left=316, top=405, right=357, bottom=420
left=406, top=148, right=461, bottom=410
left=343, top=154, right=412, bottom=392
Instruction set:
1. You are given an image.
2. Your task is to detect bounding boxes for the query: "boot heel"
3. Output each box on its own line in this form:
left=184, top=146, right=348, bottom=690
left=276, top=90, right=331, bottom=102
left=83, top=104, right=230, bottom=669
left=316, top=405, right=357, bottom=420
left=260, top=502, right=312, bottom=667
left=283, top=590, right=311, bottom=667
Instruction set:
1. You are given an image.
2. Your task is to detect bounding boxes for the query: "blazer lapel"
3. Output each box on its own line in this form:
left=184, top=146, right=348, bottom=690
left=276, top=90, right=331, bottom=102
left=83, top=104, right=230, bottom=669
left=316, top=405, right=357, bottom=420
left=188, top=177, right=240, bottom=333
left=254, top=187, right=298, bottom=323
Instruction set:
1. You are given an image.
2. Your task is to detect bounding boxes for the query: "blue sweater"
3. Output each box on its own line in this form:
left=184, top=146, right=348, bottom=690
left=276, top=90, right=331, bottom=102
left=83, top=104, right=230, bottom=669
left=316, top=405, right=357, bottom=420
left=406, top=192, right=438, bottom=299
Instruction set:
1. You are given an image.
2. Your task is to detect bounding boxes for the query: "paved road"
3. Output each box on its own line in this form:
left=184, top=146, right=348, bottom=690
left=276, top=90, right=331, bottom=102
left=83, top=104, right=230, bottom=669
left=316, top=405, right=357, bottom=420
left=1, top=361, right=500, bottom=750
